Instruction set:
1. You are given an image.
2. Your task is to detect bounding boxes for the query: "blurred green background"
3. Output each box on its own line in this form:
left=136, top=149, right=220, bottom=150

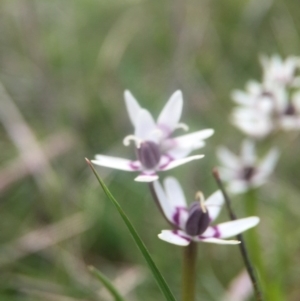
left=1, top=0, right=300, bottom=300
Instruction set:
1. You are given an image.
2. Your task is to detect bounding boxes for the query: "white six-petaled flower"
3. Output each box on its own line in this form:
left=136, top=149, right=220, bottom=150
left=153, top=177, right=260, bottom=246
left=217, top=139, right=279, bottom=194
left=231, top=55, right=300, bottom=138
left=92, top=90, right=214, bottom=182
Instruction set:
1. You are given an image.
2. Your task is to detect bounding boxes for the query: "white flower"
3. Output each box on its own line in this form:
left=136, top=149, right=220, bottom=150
left=231, top=55, right=300, bottom=137
left=92, top=90, right=214, bottom=182
left=154, top=177, right=259, bottom=246
left=232, top=84, right=300, bottom=136
left=217, top=139, right=279, bottom=194
left=260, top=54, right=300, bottom=87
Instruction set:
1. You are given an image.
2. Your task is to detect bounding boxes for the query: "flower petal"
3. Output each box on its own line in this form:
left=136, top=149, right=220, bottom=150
left=124, top=90, right=142, bottom=127
left=258, top=148, right=279, bottom=176
left=153, top=180, right=174, bottom=223
left=218, top=167, right=237, bottom=181
left=227, top=180, right=248, bottom=194
left=135, top=109, right=158, bottom=142
left=241, top=139, right=256, bottom=166
left=216, top=217, right=260, bottom=239
left=158, top=230, right=191, bottom=246
left=135, top=173, right=159, bottom=182
left=196, top=237, right=240, bottom=245
left=163, top=177, right=187, bottom=208
left=205, top=190, right=224, bottom=222
left=172, top=129, right=214, bottom=151
left=92, top=155, right=140, bottom=171
left=157, top=90, right=183, bottom=135
left=160, top=155, right=204, bottom=171
left=217, top=147, right=240, bottom=169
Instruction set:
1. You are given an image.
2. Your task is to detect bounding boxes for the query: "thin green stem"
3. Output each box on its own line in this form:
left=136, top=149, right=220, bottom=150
left=182, top=242, right=198, bottom=301
left=244, top=189, right=268, bottom=299
left=212, top=169, right=263, bottom=301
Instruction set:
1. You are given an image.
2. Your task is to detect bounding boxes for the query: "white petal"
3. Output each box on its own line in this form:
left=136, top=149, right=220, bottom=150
left=217, top=217, right=260, bottom=239
left=217, top=147, right=240, bottom=170
left=124, top=90, right=142, bottom=127
left=158, top=230, right=191, bottom=246
left=160, top=155, right=204, bottom=171
left=218, top=167, right=237, bottom=181
left=165, top=147, right=195, bottom=159
left=92, top=155, right=140, bottom=171
left=241, top=139, right=256, bottom=166
left=134, top=173, right=159, bottom=182
left=152, top=180, right=174, bottom=222
left=134, top=109, right=158, bottom=142
left=258, top=148, right=279, bottom=176
left=173, top=129, right=214, bottom=147
left=231, top=90, right=253, bottom=106
left=232, top=116, right=272, bottom=138
left=157, top=90, right=183, bottom=135
left=205, top=190, right=224, bottom=222
left=164, top=177, right=187, bottom=208
left=227, top=180, right=248, bottom=195
left=196, top=237, right=240, bottom=245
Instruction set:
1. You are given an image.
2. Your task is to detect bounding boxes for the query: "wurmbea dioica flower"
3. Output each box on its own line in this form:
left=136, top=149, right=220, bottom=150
left=217, top=139, right=279, bottom=194
left=232, top=55, right=300, bottom=138
left=261, top=54, right=300, bottom=87
left=154, top=177, right=259, bottom=246
left=92, top=90, right=214, bottom=182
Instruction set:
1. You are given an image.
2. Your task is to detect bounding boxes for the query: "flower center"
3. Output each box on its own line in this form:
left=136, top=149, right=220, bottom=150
left=185, top=202, right=210, bottom=236
left=136, top=141, right=161, bottom=169
left=243, top=166, right=255, bottom=181
left=284, top=103, right=296, bottom=116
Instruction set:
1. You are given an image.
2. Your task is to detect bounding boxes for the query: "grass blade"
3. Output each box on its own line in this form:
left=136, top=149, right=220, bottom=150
left=88, top=265, right=126, bottom=301
left=86, top=159, right=177, bottom=301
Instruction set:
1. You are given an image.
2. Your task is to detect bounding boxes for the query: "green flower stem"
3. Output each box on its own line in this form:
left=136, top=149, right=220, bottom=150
left=244, top=189, right=268, bottom=298
left=212, top=169, right=263, bottom=301
left=182, top=242, right=198, bottom=301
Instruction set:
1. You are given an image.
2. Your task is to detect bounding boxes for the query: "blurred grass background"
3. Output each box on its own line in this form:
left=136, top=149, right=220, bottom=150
left=1, top=0, right=300, bottom=300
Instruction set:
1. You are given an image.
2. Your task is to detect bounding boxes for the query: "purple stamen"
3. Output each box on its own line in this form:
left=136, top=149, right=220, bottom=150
left=185, top=202, right=210, bottom=236
left=242, top=166, right=256, bottom=181
left=284, top=103, right=296, bottom=116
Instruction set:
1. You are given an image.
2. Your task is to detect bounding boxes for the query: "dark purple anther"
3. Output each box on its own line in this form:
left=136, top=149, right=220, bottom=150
left=243, top=166, right=255, bottom=181
left=185, top=202, right=210, bottom=236
left=284, top=103, right=296, bottom=116
left=136, top=141, right=161, bottom=169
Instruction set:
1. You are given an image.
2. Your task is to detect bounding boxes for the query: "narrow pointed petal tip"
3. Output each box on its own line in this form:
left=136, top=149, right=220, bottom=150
left=217, top=216, right=260, bottom=239
left=157, top=90, right=183, bottom=134
left=161, top=154, right=204, bottom=171
left=124, top=90, right=142, bottom=126
left=158, top=230, right=190, bottom=246
left=92, top=155, right=139, bottom=171
left=135, top=174, right=159, bottom=182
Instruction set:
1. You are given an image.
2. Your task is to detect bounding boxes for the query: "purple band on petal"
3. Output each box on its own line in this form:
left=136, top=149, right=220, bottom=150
left=199, top=226, right=220, bottom=239
left=159, top=154, right=174, bottom=170
left=129, top=161, right=140, bottom=170
left=172, top=207, right=186, bottom=227
left=212, top=226, right=221, bottom=238
left=172, top=230, right=191, bottom=242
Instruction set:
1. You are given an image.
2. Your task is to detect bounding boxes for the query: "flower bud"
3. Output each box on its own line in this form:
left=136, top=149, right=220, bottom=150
left=137, top=141, right=161, bottom=169
left=185, top=202, right=210, bottom=236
